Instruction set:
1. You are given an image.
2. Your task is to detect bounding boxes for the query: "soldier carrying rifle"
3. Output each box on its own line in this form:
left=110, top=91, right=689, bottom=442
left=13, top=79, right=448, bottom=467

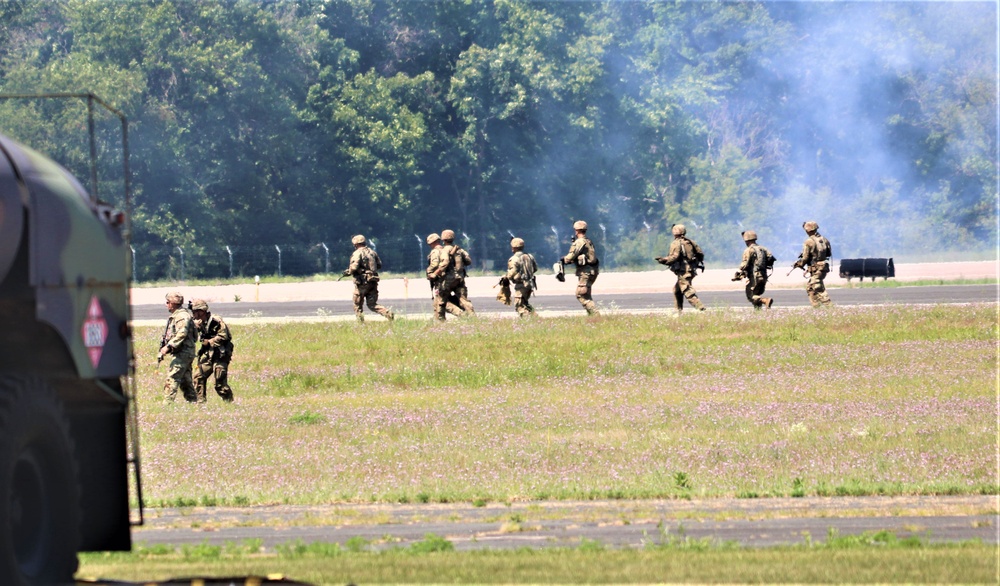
left=790, top=220, right=833, bottom=307
left=191, top=299, right=236, bottom=403
left=343, top=234, right=394, bottom=322
left=656, top=224, right=706, bottom=313
left=426, top=233, right=464, bottom=321
left=158, top=292, right=198, bottom=403
left=561, top=220, right=600, bottom=316
left=732, top=230, right=775, bottom=309
left=503, top=237, right=538, bottom=318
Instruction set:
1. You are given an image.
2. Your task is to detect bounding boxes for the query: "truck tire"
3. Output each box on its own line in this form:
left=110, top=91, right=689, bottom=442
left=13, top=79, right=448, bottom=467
left=0, top=377, right=81, bottom=585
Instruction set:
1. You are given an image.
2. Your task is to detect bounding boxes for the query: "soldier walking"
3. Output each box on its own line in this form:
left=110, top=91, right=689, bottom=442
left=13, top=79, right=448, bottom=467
left=561, top=220, right=600, bottom=316
left=426, top=233, right=464, bottom=321
left=656, top=224, right=706, bottom=312
left=191, top=299, right=235, bottom=403
left=158, top=292, right=198, bottom=402
left=792, top=220, right=833, bottom=306
left=505, top=237, right=538, bottom=318
left=439, top=229, right=475, bottom=316
left=343, top=234, right=394, bottom=322
left=732, top=230, right=775, bottom=309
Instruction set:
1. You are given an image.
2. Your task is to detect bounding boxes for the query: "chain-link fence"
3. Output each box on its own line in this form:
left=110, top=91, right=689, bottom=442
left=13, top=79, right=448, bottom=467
left=130, top=227, right=632, bottom=283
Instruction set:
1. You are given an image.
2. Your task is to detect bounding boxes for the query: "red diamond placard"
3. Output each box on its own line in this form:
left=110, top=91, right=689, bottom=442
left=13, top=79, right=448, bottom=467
left=81, top=295, right=108, bottom=368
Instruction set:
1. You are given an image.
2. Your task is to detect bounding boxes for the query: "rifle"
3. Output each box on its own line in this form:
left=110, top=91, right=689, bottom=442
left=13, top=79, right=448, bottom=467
left=787, top=253, right=805, bottom=276
left=157, top=320, right=170, bottom=364
left=338, top=269, right=350, bottom=281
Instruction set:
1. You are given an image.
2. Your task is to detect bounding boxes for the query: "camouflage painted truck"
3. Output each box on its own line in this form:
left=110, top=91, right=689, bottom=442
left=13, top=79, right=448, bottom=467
left=0, top=131, right=140, bottom=584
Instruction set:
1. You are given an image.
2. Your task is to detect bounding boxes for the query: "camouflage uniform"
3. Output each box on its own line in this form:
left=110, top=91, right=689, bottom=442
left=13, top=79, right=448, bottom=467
left=191, top=300, right=235, bottom=403
left=656, top=225, right=706, bottom=312
left=561, top=220, right=600, bottom=315
left=426, top=233, right=464, bottom=321
left=344, top=235, right=394, bottom=322
left=159, top=292, right=198, bottom=402
left=793, top=221, right=833, bottom=307
left=505, top=238, right=538, bottom=318
left=438, top=229, right=475, bottom=316
left=734, top=230, right=774, bottom=309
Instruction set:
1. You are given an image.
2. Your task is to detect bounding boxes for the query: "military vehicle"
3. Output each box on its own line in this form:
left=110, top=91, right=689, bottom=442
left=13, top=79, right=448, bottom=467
left=0, top=130, right=140, bottom=584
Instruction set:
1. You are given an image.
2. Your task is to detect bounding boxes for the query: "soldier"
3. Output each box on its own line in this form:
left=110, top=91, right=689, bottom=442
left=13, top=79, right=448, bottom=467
left=656, top=224, right=706, bottom=312
left=157, top=292, right=198, bottom=402
left=792, top=220, right=833, bottom=306
left=561, top=220, right=600, bottom=316
left=505, top=237, right=538, bottom=318
left=426, top=233, right=464, bottom=321
left=732, top=230, right=775, bottom=309
left=343, top=234, right=394, bottom=322
left=191, top=299, right=235, bottom=403
left=439, top=229, right=475, bottom=316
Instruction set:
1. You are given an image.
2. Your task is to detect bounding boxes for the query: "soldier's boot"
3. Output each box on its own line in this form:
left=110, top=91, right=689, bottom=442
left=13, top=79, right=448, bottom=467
left=220, top=388, right=234, bottom=403
left=763, top=297, right=773, bottom=309
left=691, top=297, right=706, bottom=311
left=585, top=301, right=600, bottom=316
left=355, top=313, right=365, bottom=323
left=385, top=309, right=395, bottom=321
left=808, top=291, right=820, bottom=307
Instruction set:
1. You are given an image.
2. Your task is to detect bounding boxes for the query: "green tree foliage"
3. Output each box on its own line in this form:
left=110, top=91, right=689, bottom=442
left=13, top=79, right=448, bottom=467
left=0, top=0, right=992, bottom=279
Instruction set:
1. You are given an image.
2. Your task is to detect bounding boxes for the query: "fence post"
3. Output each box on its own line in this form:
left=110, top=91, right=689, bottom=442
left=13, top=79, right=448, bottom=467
left=176, top=246, right=185, bottom=281
left=320, top=243, right=329, bottom=274
left=275, top=245, right=282, bottom=277
left=129, top=245, right=136, bottom=281
left=599, top=223, right=608, bottom=268
left=414, top=234, right=423, bottom=273
left=226, top=245, right=233, bottom=279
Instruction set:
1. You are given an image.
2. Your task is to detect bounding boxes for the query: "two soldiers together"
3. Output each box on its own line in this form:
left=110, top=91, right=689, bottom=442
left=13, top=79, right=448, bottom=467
left=497, top=219, right=601, bottom=317
left=657, top=220, right=833, bottom=312
left=425, top=230, right=475, bottom=321
left=159, top=293, right=235, bottom=403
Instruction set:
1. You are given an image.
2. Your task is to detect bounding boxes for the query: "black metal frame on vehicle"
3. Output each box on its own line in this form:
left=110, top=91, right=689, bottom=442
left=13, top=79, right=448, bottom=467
left=0, top=92, right=144, bottom=528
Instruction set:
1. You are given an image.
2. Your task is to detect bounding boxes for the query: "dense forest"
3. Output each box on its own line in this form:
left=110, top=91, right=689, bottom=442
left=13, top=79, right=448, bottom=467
left=0, top=0, right=995, bottom=279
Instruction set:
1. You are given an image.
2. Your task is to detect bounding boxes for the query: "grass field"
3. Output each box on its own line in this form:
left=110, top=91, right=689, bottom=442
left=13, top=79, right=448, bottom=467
left=78, top=538, right=998, bottom=584
left=131, top=304, right=995, bottom=505
left=85, top=303, right=998, bottom=583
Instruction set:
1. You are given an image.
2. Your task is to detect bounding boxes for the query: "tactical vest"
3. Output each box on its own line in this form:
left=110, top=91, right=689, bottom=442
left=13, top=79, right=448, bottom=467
left=514, top=252, right=537, bottom=284
left=575, top=238, right=598, bottom=266
left=810, top=235, right=831, bottom=263
left=750, top=244, right=773, bottom=276
left=202, top=316, right=234, bottom=362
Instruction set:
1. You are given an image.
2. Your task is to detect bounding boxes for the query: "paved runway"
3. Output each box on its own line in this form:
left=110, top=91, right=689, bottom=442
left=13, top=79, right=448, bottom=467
left=131, top=283, right=997, bottom=323
left=133, top=496, right=998, bottom=551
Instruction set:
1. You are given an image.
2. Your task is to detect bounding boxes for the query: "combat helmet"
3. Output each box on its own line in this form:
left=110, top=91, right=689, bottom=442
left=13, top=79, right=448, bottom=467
left=190, top=299, right=209, bottom=311
left=351, top=234, right=366, bottom=246
left=742, top=230, right=757, bottom=242
left=671, top=224, right=686, bottom=237
left=803, top=221, right=819, bottom=233
left=510, top=237, right=525, bottom=250
left=573, top=220, right=588, bottom=231
left=441, top=229, right=456, bottom=241
left=426, top=233, right=441, bottom=245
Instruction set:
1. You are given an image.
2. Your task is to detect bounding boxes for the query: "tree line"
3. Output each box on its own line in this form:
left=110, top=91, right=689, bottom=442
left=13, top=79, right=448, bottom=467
left=0, top=0, right=994, bottom=280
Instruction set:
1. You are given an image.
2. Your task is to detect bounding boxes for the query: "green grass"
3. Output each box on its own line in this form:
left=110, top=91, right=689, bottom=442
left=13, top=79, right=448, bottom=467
left=131, top=304, right=996, bottom=506
left=78, top=538, right=997, bottom=584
